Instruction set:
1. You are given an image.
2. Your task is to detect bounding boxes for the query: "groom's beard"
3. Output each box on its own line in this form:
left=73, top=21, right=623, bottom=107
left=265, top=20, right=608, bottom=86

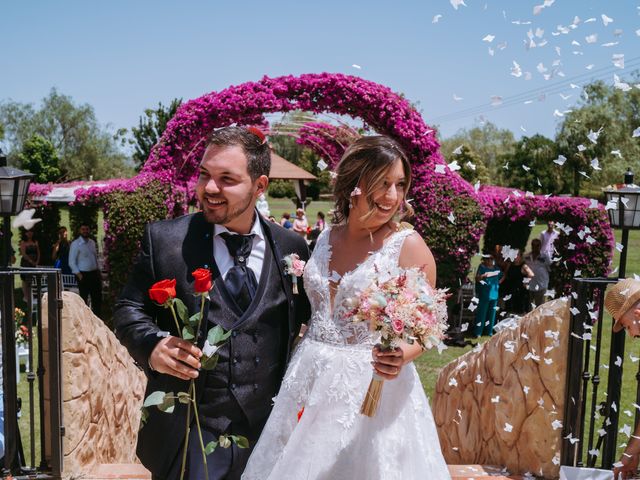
left=202, top=192, right=255, bottom=226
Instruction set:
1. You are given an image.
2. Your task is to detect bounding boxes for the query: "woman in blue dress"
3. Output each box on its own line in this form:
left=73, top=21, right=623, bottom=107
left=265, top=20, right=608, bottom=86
left=473, top=254, right=503, bottom=337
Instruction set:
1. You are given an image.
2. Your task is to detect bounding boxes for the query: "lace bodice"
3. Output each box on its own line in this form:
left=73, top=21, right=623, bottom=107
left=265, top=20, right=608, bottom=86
left=303, top=226, right=415, bottom=348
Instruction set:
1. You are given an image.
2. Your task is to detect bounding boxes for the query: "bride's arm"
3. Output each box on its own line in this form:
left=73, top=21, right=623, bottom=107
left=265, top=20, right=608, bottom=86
left=373, top=232, right=437, bottom=380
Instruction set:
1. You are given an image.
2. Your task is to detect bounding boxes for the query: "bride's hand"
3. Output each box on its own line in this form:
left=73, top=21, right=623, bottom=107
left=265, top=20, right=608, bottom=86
left=372, top=346, right=404, bottom=380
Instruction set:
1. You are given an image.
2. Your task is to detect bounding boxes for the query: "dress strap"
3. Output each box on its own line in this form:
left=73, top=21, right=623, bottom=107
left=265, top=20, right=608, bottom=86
left=382, top=225, right=416, bottom=263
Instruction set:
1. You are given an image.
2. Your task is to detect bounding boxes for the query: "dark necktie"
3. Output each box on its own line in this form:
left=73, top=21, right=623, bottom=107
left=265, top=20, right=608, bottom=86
left=219, top=232, right=258, bottom=312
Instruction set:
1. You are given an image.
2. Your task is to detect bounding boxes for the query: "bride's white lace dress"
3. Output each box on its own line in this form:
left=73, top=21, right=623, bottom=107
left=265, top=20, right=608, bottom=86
left=242, top=227, right=451, bottom=480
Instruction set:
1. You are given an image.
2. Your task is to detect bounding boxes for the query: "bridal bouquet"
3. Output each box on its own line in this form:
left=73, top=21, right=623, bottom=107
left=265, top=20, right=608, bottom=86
left=343, top=265, right=449, bottom=416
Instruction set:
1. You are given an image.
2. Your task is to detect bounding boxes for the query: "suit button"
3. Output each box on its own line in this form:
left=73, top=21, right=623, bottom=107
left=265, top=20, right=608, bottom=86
left=231, top=383, right=236, bottom=390
left=290, top=300, right=294, bottom=307
left=253, top=383, right=258, bottom=390
left=232, top=331, right=238, bottom=338
left=233, top=356, right=239, bottom=364
left=254, top=357, right=260, bottom=365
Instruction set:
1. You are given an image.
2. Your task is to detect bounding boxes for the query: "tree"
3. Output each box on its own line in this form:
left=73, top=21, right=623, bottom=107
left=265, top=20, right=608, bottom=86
left=17, top=134, right=61, bottom=183
left=130, top=99, right=182, bottom=170
left=555, top=77, right=640, bottom=195
left=439, top=120, right=516, bottom=182
left=502, top=134, right=563, bottom=194
left=442, top=145, right=491, bottom=185
left=0, top=88, right=133, bottom=180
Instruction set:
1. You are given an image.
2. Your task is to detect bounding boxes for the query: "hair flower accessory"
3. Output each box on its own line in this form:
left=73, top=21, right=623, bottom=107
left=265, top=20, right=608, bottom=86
left=246, top=126, right=267, bottom=145
left=350, top=187, right=362, bottom=197
left=283, top=253, right=306, bottom=294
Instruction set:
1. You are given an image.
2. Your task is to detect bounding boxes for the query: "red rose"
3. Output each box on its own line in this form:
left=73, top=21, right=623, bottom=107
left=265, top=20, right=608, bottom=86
left=192, top=268, right=212, bottom=293
left=149, top=279, right=176, bottom=305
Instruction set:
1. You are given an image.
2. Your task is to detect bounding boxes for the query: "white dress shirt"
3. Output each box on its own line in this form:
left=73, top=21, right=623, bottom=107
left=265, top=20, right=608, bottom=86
left=213, top=217, right=266, bottom=284
left=68, top=237, right=99, bottom=274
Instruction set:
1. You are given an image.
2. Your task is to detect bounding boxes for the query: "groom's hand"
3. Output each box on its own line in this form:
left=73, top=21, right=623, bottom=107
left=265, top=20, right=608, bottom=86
left=149, top=336, right=202, bottom=380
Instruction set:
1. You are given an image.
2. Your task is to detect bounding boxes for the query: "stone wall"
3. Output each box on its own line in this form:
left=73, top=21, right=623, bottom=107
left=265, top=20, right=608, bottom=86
left=433, top=298, right=570, bottom=479
left=44, top=292, right=148, bottom=477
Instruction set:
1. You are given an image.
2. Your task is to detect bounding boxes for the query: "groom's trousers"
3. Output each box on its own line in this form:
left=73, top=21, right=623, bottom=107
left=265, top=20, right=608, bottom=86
left=161, top=424, right=253, bottom=480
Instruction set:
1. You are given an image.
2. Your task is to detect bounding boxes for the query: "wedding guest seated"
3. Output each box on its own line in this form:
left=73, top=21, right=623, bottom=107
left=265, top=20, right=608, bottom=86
left=292, top=208, right=308, bottom=238
left=280, top=212, right=292, bottom=229
left=314, top=211, right=326, bottom=232
left=473, top=254, right=503, bottom=337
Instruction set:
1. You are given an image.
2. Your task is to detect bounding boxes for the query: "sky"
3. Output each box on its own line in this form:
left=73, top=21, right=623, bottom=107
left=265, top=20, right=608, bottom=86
left=2, top=0, right=640, bottom=145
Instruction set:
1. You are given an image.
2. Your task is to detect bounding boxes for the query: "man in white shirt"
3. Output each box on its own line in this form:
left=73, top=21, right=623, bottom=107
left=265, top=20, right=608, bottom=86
left=68, top=224, right=101, bottom=317
left=539, top=220, right=559, bottom=259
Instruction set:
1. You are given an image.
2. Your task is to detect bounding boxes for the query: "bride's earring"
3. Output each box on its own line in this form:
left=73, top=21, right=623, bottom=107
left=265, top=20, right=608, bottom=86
left=369, top=231, right=374, bottom=244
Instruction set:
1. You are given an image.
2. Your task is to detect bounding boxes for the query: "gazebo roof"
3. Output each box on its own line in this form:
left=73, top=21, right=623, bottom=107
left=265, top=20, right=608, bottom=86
left=269, top=152, right=316, bottom=181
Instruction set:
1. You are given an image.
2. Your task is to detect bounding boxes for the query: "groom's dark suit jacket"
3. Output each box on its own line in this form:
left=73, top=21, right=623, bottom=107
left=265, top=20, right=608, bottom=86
left=113, top=212, right=311, bottom=479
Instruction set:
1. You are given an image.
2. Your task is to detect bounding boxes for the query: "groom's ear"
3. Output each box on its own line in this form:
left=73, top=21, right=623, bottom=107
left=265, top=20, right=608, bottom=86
left=255, top=175, right=269, bottom=196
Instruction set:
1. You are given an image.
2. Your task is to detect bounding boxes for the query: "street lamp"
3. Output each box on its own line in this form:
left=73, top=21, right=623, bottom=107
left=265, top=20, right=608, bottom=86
left=0, top=149, right=34, bottom=267
left=604, top=168, right=640, bottom=277
left=601, top=168, right=640, bottom=468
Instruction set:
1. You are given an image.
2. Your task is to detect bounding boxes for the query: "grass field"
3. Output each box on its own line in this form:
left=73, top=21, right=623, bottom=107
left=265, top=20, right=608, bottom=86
left=12, top=195, right=640, bottom=466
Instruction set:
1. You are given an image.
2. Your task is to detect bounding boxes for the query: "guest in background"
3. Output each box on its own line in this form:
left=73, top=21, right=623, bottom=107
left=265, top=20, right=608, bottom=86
left=539, top=220, right=559, bottom=259
left=280, top=212, right=293, bottom=229
left=314, top=211, right=326, bottom=232
left=69, top=224, right=102, bottom=317
left=19, top=228, right=40, bottom=303
left=292, top=208, right=308, bottom=238
left=473, top=254, right=503, bottom=337
left=52, top=226, right=72, bottom=274
left=501, top=249, right=534, bottom=314
left=524, top=238, right=551, bottom=309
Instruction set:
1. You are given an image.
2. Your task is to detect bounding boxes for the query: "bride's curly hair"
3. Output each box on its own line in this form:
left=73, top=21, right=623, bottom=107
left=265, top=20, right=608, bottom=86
left=332, top=135, right=414, bottom=225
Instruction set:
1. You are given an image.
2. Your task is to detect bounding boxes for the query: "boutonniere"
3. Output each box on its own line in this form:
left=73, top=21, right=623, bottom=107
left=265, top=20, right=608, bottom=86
left=283, top=253, right=306, bottom=294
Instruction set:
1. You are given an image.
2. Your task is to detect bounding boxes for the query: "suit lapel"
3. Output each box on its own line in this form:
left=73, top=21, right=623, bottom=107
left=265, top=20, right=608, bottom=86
left=260, top=217, right=297, bottom=336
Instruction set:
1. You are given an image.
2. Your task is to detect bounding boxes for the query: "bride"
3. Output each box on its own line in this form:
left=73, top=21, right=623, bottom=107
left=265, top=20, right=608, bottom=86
left=242, top=136, right=451, bottom=480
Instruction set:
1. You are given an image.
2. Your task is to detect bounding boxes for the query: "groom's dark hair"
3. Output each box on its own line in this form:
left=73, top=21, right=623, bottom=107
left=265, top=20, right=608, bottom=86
left=205, top=126, right=271, bottom=181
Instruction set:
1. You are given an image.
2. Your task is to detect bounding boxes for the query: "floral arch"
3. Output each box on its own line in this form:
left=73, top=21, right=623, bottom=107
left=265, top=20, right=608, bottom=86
left=29, top=73, right=613, bottom=299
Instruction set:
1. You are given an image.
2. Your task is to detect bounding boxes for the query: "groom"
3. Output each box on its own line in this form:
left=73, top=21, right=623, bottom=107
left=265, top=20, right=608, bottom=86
left=113, top=126, right=311, bottom=480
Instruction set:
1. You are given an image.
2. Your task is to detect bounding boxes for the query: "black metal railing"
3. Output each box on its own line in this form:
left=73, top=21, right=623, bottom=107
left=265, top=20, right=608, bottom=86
left=561, top=276, right=633, bottom=470
left=1, top=268, right=63, bottom=478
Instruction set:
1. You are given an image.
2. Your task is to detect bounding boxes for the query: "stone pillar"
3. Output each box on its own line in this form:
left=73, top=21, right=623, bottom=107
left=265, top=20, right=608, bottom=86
left=433, top=298, right=570, bottom=479
left=44, top=292, right=147, bottom=477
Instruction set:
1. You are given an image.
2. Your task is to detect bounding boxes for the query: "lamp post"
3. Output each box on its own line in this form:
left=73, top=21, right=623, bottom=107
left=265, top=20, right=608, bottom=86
left=0, top=149, right=34, bottom=267
left=0, top=148, right=34, bottom=475
left=601, top=168, right=640, bottom=468
left=604, top=168, right=640, bottom=277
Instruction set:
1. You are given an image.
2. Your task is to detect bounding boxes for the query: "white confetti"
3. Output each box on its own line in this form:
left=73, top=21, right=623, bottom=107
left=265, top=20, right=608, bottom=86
left=585, top=34, right=598, bottom=44
left=447, top=212, right=456, bottom=224
left=632, top=127, right=640, bottom=138
left=317, top=159, right=328, bottom=171
left=552, top=419, right=563, bottom=430
left=601, top=14, right=613, bottom=26
left=432, top=14, right=443, bottom=23
left=504, top=422, right=513, bottom=432
left=351, top=64, right=362, bottom=70
left=483, top=34, right=496, bottom=43
left=450, top=0, right=467, bottom=10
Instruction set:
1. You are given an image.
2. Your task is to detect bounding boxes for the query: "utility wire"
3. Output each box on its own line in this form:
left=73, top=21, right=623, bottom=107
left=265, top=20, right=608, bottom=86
left=431, top=57, right=640, bottom=124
